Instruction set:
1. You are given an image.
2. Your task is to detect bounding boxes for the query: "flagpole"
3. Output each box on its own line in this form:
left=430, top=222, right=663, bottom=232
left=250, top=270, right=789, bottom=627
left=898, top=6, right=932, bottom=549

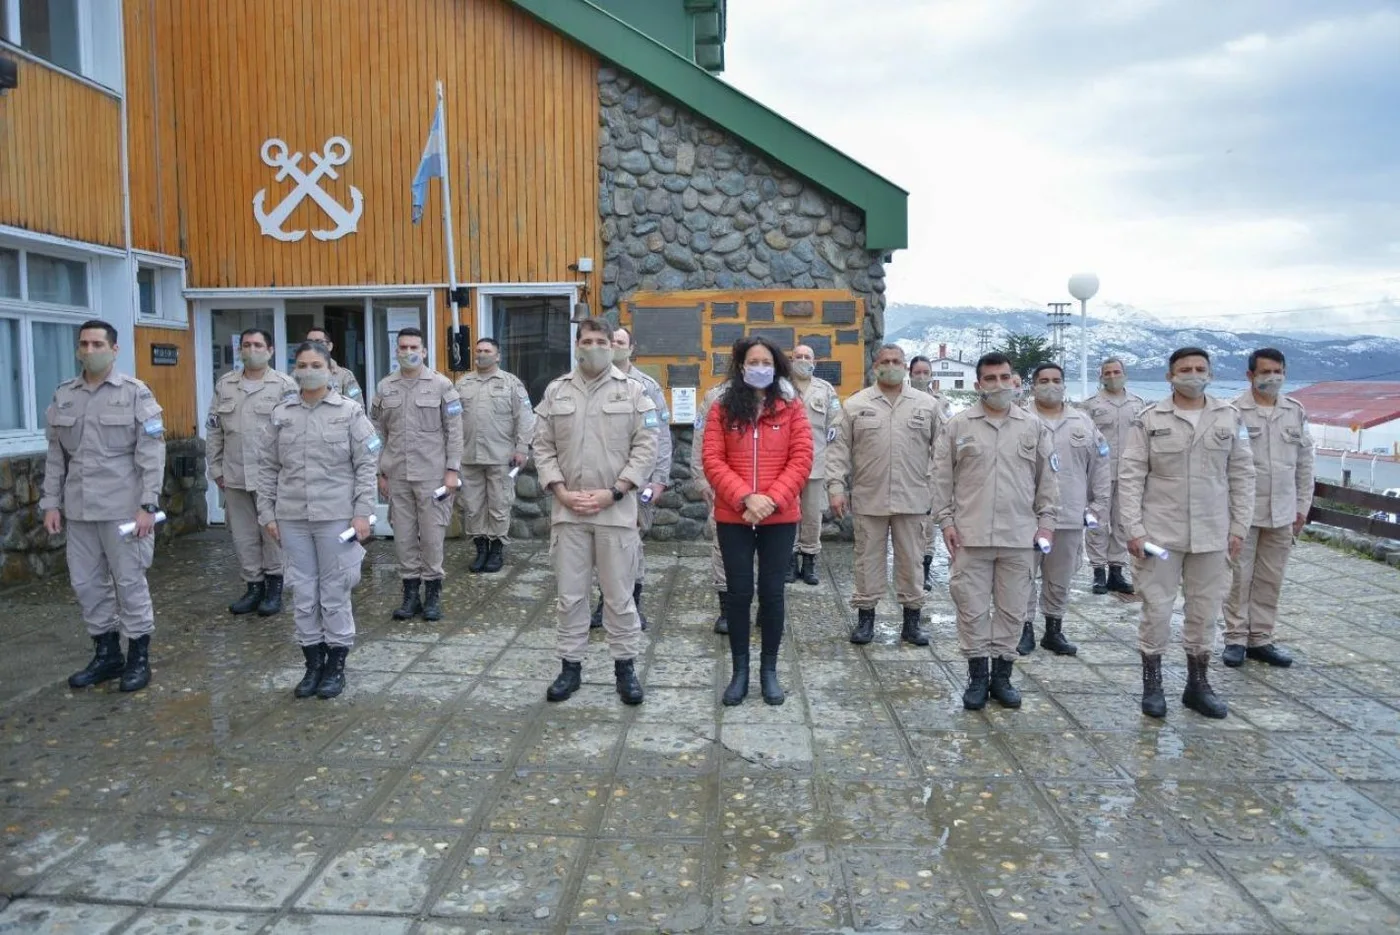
left=436, top=79, right=462, bottom=340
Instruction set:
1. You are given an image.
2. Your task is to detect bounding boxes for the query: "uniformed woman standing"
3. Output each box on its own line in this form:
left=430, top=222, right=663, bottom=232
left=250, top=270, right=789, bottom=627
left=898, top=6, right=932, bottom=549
left=258, top=341, right=379, bottom=699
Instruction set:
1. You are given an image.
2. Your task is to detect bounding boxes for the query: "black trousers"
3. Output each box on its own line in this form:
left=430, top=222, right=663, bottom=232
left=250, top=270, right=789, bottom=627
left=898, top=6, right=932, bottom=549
left=716, top=521, right=797, bottom=658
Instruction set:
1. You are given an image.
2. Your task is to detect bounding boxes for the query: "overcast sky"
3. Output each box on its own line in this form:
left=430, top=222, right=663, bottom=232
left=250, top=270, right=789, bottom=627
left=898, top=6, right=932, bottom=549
left=721, top=0, right=1400, bottom=335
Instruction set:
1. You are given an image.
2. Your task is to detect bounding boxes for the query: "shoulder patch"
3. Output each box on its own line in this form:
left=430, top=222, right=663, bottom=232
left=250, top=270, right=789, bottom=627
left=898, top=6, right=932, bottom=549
left=1097, top=440, right=1110, bottom=457
left=444, top=399, right=463, bottom=416
left=347, top=386, right=362, bottom=398
left=643, top=411, right=660, bottom=429
left=142, top=416, right=165, bottom=438
left=365, top=433, right=383, bottom=454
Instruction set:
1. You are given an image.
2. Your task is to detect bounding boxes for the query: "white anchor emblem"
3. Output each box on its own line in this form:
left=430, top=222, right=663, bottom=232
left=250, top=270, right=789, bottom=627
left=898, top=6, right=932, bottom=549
left=252, top=137, right=363, bottom=242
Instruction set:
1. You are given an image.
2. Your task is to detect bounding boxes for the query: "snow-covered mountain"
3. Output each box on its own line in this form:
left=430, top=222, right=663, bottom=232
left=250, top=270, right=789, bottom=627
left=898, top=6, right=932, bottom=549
left=885, top=304, right=1400, bottom=382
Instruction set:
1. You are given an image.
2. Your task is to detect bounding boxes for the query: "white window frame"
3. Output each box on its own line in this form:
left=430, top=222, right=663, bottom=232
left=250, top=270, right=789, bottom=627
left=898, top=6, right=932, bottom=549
left=0, top=0, right=123, bottom=93
left=475, top=282, right=581, bottom=372
left=133, top=251, right=189, bottom=329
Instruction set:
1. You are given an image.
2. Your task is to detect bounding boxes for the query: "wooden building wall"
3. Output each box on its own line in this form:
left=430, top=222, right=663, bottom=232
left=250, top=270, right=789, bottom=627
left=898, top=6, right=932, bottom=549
left=123, top=0, right=601, bottom=289
left=133, top=325, right=199, bottom=438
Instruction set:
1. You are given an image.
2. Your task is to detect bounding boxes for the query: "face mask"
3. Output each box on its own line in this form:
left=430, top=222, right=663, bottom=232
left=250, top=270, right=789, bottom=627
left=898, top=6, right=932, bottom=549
left=980, top=386, right=1015, bottom=410
left=295, top=368, right=330, bottom=390
left=612, top=346, right=632, bottom=364
left=578, top=346, right=613, bottom=375
left=791, top=360, right=815, bottom=379
left=910, top=375, right=932, bottom=390
left=1033, top=384, right=1065, bottom=406
left=1171, top=374, right=1210, bottom=399
left=743, top=365, right=775, bottom=389
left=78, top=349, right=116, bottom=375
left=874, top=365, right=906, bottom=387
left=1101, top=375, right=1126, bottom=392
left=1253, top=373, right=1284, bottom=396
left=397, top=351, right=424, bottom=370
left=475, top=354, right=497, bottom=370
left=240, top=348, right=271, bottom=369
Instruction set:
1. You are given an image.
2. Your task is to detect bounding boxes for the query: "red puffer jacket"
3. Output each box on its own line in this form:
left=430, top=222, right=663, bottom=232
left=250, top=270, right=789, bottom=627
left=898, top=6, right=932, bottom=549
left=702, top=395, right=814, bottom=525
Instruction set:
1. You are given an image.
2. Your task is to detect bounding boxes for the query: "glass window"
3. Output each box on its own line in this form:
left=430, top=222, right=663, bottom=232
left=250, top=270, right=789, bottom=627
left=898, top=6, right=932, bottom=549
left=25, top=251, right=87, bottom=306
left=137, top=267, right=156, bottom=318
left=491, top=295, right=573, bottom=407
left=16, top=0, right=80, bottom=73
left=954, top=379, right=965, bottom=389
left=0, top=248, right=18, bottom=299
left=0, top=318, right=22, bottom=431
left=31, top=320, right=78, bottom=415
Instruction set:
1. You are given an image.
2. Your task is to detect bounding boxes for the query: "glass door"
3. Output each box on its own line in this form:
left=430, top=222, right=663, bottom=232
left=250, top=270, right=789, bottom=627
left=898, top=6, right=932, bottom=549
left=489, top=295, right=574, bottom=406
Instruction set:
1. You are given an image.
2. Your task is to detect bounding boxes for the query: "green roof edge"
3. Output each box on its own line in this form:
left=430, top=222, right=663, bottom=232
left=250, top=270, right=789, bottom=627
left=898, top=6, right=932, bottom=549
left=506, top=0, right=909, bottom=252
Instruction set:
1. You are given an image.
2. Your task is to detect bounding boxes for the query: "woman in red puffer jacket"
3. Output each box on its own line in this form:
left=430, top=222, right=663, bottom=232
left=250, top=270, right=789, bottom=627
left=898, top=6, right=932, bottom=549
left=702, top=336, right=814, bottom=707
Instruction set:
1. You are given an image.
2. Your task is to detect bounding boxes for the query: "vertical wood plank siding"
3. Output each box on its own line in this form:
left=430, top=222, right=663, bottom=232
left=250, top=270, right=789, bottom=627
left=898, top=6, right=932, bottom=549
left=133, top=326, right=198, bottom=437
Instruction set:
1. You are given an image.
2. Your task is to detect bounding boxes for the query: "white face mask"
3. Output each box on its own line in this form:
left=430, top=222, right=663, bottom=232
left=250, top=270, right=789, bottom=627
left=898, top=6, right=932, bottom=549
left=1253, top=373, right=1284, bottom=396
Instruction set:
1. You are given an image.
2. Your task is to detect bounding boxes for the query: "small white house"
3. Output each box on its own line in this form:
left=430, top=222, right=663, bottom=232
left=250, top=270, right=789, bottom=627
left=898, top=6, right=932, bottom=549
left=908, top=343, right=979, bottom=391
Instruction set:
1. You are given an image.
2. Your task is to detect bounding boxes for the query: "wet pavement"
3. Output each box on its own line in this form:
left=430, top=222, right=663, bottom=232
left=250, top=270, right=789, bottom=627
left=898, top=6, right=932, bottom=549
left=1, top=532, right=1399, bottom=934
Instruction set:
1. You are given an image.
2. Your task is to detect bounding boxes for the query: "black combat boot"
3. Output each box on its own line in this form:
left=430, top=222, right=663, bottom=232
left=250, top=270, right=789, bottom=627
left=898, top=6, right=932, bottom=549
left=1040, top=616, right=1078, bottom=656
left=901, top=607, right=929, bottom=646
left=633, top=581, right=649, bottom=631
left=1140, top=652, right=1166, bottom=718
left=1222, top=644, right=1247, bottom=667
left=482, top=539, right=504, bottom=573
left=591, top=593, right=604, bottom=629
left=1106, top=564, right=1134, bottom=595
left=722, top=652, right=749, bottom=706
left=468, top=537, right=489, bottom=573
left=759, top=652, right=784, bottom=705
left=713, top=591, right=729, bottom=635
left=1246, top=643, right=1293, bottom=667
left=849, top=608, right=875, bottom=644
left=1017, top=621, right=1036, bottom=655
left=421, top=579, right=443, bottom=622
left=256, top=574, right=284, bottom=616
left=989, top=657, right=1022, bottom=709
left=614, top=658, right=644, bottom=705
left=228, top=581, right=264, bottom=615
left=119, top=635, right=151, bottom=693
left=317, top=646, right=349, bottom=699
left=922, top=555, right=934, bottom=592
left=294, top=643, right=325, bottom=699
left=963, top=657, right=990, bottom=710
left=1182, top=652, right=1228, bottom=719
left=393, top=578, right=422, bottom=620
left=800, top=553, right=818, bottom=586
left=68, top=632, right=124, bottom=688
left=1091, top=566, right=1108, bottom=595
left=546, top=660, right=582, bottom=701
left=785, top=552, right=799, bottom=584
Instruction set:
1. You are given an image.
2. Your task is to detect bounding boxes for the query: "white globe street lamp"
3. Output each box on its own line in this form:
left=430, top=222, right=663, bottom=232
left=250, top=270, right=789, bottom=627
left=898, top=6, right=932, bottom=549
left=1067, top=273, right=1099, bottom=400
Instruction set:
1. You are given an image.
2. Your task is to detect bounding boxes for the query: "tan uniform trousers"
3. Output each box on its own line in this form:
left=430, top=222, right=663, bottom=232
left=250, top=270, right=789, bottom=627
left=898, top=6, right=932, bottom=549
left=631, top=498, right=658, bottom=584
left=921, top=514, right=938, bottom=559
left=389, top=479, right=452, bottom=581
left=851, top=513, right=925, bottom=610
left=1224, top=525, right=1293, bottom=647
left=552, top=523, right=642, bottom=663
left=707, top=511, right=727, bottom=590
left=224, top=487, right=282, bottom=582
left=950, top=546, right=1032, bottom=661
left=1026, top=529, right=1085, bottom=619
left=67, top=519, right=156, bottom=639
left=1135, top=549, right=1229, bottom=656
left=796, top=479, right=827, bottom=555
left=280, top=519, right=362, bottom=649
left=1085, top=480, right=1129, bottom=567
left=460, top=464, right=513, bottom=540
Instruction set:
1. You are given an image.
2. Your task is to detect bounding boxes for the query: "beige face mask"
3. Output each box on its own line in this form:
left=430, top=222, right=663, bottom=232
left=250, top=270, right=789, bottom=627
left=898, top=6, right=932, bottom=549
left=78, top=349, right=116, bottom=375
left=578, top=346, right=612, bottom=375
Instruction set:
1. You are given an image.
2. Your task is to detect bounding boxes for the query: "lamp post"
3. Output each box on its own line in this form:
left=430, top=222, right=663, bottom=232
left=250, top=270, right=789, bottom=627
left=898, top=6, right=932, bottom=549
left=1067, top=273, right=1099, bottom=400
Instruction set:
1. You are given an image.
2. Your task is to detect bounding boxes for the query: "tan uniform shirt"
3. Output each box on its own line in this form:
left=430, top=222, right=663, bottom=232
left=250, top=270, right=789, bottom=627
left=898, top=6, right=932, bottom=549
left=328, top=360, right=363, bottom=406
left=826, top=385, right=944, bottom=516
left=932, top=401, right=1059, bottom=546
left=1117, top=395, right=1256, bottom=552
left=794, top=376, right=841, bottom=480
left=205, top=368, right=298, bottom=490
left=454, top=368, right=535, bottom=466
left=370, top=368, right=465, bottom=482
left=690, top=383, right=728, bottom=496
left=623, top=365, right=673, bottom=485
left=921, top=385, right=953, bottom=420
left=1032, top=406, right=1112, bottom=530
left=257, top=391, right=379, bottom=524
left=533, top=366, right=659, bottom=529
left=1081, top=390, right=1147, bottom=477
left=40, top=371, right=166, bottom=521
left=1232, top=390, right=1315, bottom=528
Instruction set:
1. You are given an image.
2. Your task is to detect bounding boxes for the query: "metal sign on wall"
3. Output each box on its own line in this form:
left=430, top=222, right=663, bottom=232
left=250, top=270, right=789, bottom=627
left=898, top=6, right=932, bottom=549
left=253, top=136, right=363, bottom=242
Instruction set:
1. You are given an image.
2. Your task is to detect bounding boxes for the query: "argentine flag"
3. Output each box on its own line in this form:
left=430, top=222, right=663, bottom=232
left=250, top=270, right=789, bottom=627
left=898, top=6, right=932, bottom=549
left=411, top=100, right=445, bottom=224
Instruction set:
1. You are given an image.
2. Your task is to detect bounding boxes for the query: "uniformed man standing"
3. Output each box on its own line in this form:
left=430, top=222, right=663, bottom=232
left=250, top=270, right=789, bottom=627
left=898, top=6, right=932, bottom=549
left=910, top=355, right=953, bottom=591
left=207, top=328, right=298, bottom=617
left=454, top=337, right=534, bottom=573
left=371, top=327, right=464, bottom=622
left=1019, top=362, right=1110, bottom=657
left=1119, top=346, right=1255, bottom=720
left=933, top=352, right=1058, bottom=710
left=42, top=320, right=166, bottom=693
left=827, top=344, right=942, bottom=647
left=533, top=317, right=659, bottom=705
left=1081, top=357, right=1146, bottom=594
left=786, top=343, right=841, bottom=586
left=304, top=327, right=363, bottom=406
left=691, top=381, right=730, bottom=633
left=1223, top=348, right=1314, bottom=668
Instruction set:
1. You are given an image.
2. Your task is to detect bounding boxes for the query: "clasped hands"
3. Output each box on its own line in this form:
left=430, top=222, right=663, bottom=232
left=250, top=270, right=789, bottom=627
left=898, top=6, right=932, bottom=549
left=742, top=493, right=776, bottom=525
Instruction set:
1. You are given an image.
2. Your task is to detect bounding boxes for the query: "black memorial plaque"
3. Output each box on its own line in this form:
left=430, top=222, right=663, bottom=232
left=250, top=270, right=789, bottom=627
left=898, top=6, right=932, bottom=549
left=799, top=334, right=831, bottom=358
left=711, top=324, right=745, bottom=348
left=667, top=364, right=700, bottom=386
left=781, top=300, right=815, bottom=319
left=632, top=305, right=704, bottom=356
left=712, top=352, right=731, bottom=375
left=746, top=301, right=775, bottom=322
left=748, top=327, right=794, bottom=351
left=813, top=361, right=843, bottom=385
left=835, top=329, right=859, bottom=345
left=822, top=300, right=858, bottom=325
left=711, top=302, right=740, bottom=319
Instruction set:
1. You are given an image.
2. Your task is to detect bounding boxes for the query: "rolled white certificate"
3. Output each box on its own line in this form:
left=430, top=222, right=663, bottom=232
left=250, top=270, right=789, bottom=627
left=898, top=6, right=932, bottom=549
left=1084, top=511, right=1099, bottom=529
left=434, top=485, right=450, bottom=501
left=1143, top=541, right=1170, bottom=560
left=1035, top=536, right=1052, bottom=553
left=118, top=511, right=167, bottom=538
left=338, top=527, right=358, bottom=543
left=508, top=466, right=521, bottom=479
left=640, top=488, right=655, bottom=504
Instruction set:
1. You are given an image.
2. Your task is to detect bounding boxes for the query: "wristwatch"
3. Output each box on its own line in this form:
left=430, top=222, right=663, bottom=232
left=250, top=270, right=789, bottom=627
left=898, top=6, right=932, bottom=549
left=141, top=503, right=159, bottom=514
left=610, top=487, right=625, bottom=502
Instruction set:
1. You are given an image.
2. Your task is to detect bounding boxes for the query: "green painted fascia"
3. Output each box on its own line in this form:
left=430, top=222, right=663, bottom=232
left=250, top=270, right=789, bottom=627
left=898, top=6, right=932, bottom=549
left=507, top=0, right=909, bottom=252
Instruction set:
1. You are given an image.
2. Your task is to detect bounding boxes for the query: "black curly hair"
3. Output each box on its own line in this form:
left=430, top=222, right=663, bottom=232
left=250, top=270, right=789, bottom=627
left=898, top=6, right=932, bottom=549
left=718, top=335, right=791, bottom=429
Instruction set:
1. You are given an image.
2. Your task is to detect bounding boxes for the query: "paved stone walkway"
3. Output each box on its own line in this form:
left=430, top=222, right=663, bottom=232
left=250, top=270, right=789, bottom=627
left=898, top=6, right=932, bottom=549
left=1, top=533, right=1399, bottom=934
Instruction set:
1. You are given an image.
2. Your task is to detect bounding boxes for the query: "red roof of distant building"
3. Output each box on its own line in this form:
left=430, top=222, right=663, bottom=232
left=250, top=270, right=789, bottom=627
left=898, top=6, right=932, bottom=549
left=1289, top=382, right=1400, bottom=430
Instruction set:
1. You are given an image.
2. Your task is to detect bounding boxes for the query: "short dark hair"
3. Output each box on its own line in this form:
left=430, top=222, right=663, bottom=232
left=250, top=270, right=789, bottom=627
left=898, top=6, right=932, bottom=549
left=292, top=341, right=331, bottom=365
left=1248, top=347, right=1285, bottom=371
left=305, top=327, right=330, bottom=341
left=909, top=355, right=931, bottom=370
left=79, top=319, right=118, bottom=345
left=396, top=327, right=424, bottom=342
left=976, top=351, right=1012, bottom=380
left=239, top=328, right=273, bottom=347
left=576, top=317, right=612, bottom=340
left=1031, top=361, right=1063, bottom=381
left=475, top=337, right=499, bottom=350
left=1168, top=346, right=1211, bottom=369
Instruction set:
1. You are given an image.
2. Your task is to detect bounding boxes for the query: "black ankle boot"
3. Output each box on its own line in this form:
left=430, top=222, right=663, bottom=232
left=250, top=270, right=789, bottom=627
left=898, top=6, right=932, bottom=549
left=723, top=653, right=749, bottom=706
left=393, top=578, right=422, bottom=620
left=1017, top=621, right=1036, bottom=655
left=850, top=608, right=875, bottom=644
left=317, top=646, right=349, bottom=699
left=989, top=657, right=1021, bottom=708
left=759, top=652, right=784, bottom=705
left=468, top=537, right=489, bottom=573
left=713, top=591, right=729, bottom=635
left=294, top=643, right=326, bottom=698
left=1106, top=564, right=1134, bottom=594
left=229, top=581, right=264, bottom=615
left=922, top=554, right=934, bottom=591
left=1246, top=643, right=1293, bottom=667
left=901, top=607, right=929, bottom=646
left=119, top=635, right=151, bottom=692
left=482, top=539, right=504, bottom=573
left=785, top=552, right=798, bottom=584
left=547, top=660, right=582, bottom=701
left=800, top=553, right=818, bottom=586
left=1092, top=566, right=1108, bottom=594
left=591, top=593, right=604, bottom=629
left=963, top=658, right=990, bottom=710
left=1182, top=652, right=1227, bottom=719
left=633, top=581, right=649, bottom=631
left=256, top=574, right=284, bottom=616
left=422, top=579, right=443, bottom=621
left=614, top=658, right=644, bottom=705
left=68, top=632, right=124, bottom=688
left=1222, top=644, right=1246, bottom=667
left=1040, top=616, right=1077, bottom=655
left=1141, top=652, right=1166, bottom=718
